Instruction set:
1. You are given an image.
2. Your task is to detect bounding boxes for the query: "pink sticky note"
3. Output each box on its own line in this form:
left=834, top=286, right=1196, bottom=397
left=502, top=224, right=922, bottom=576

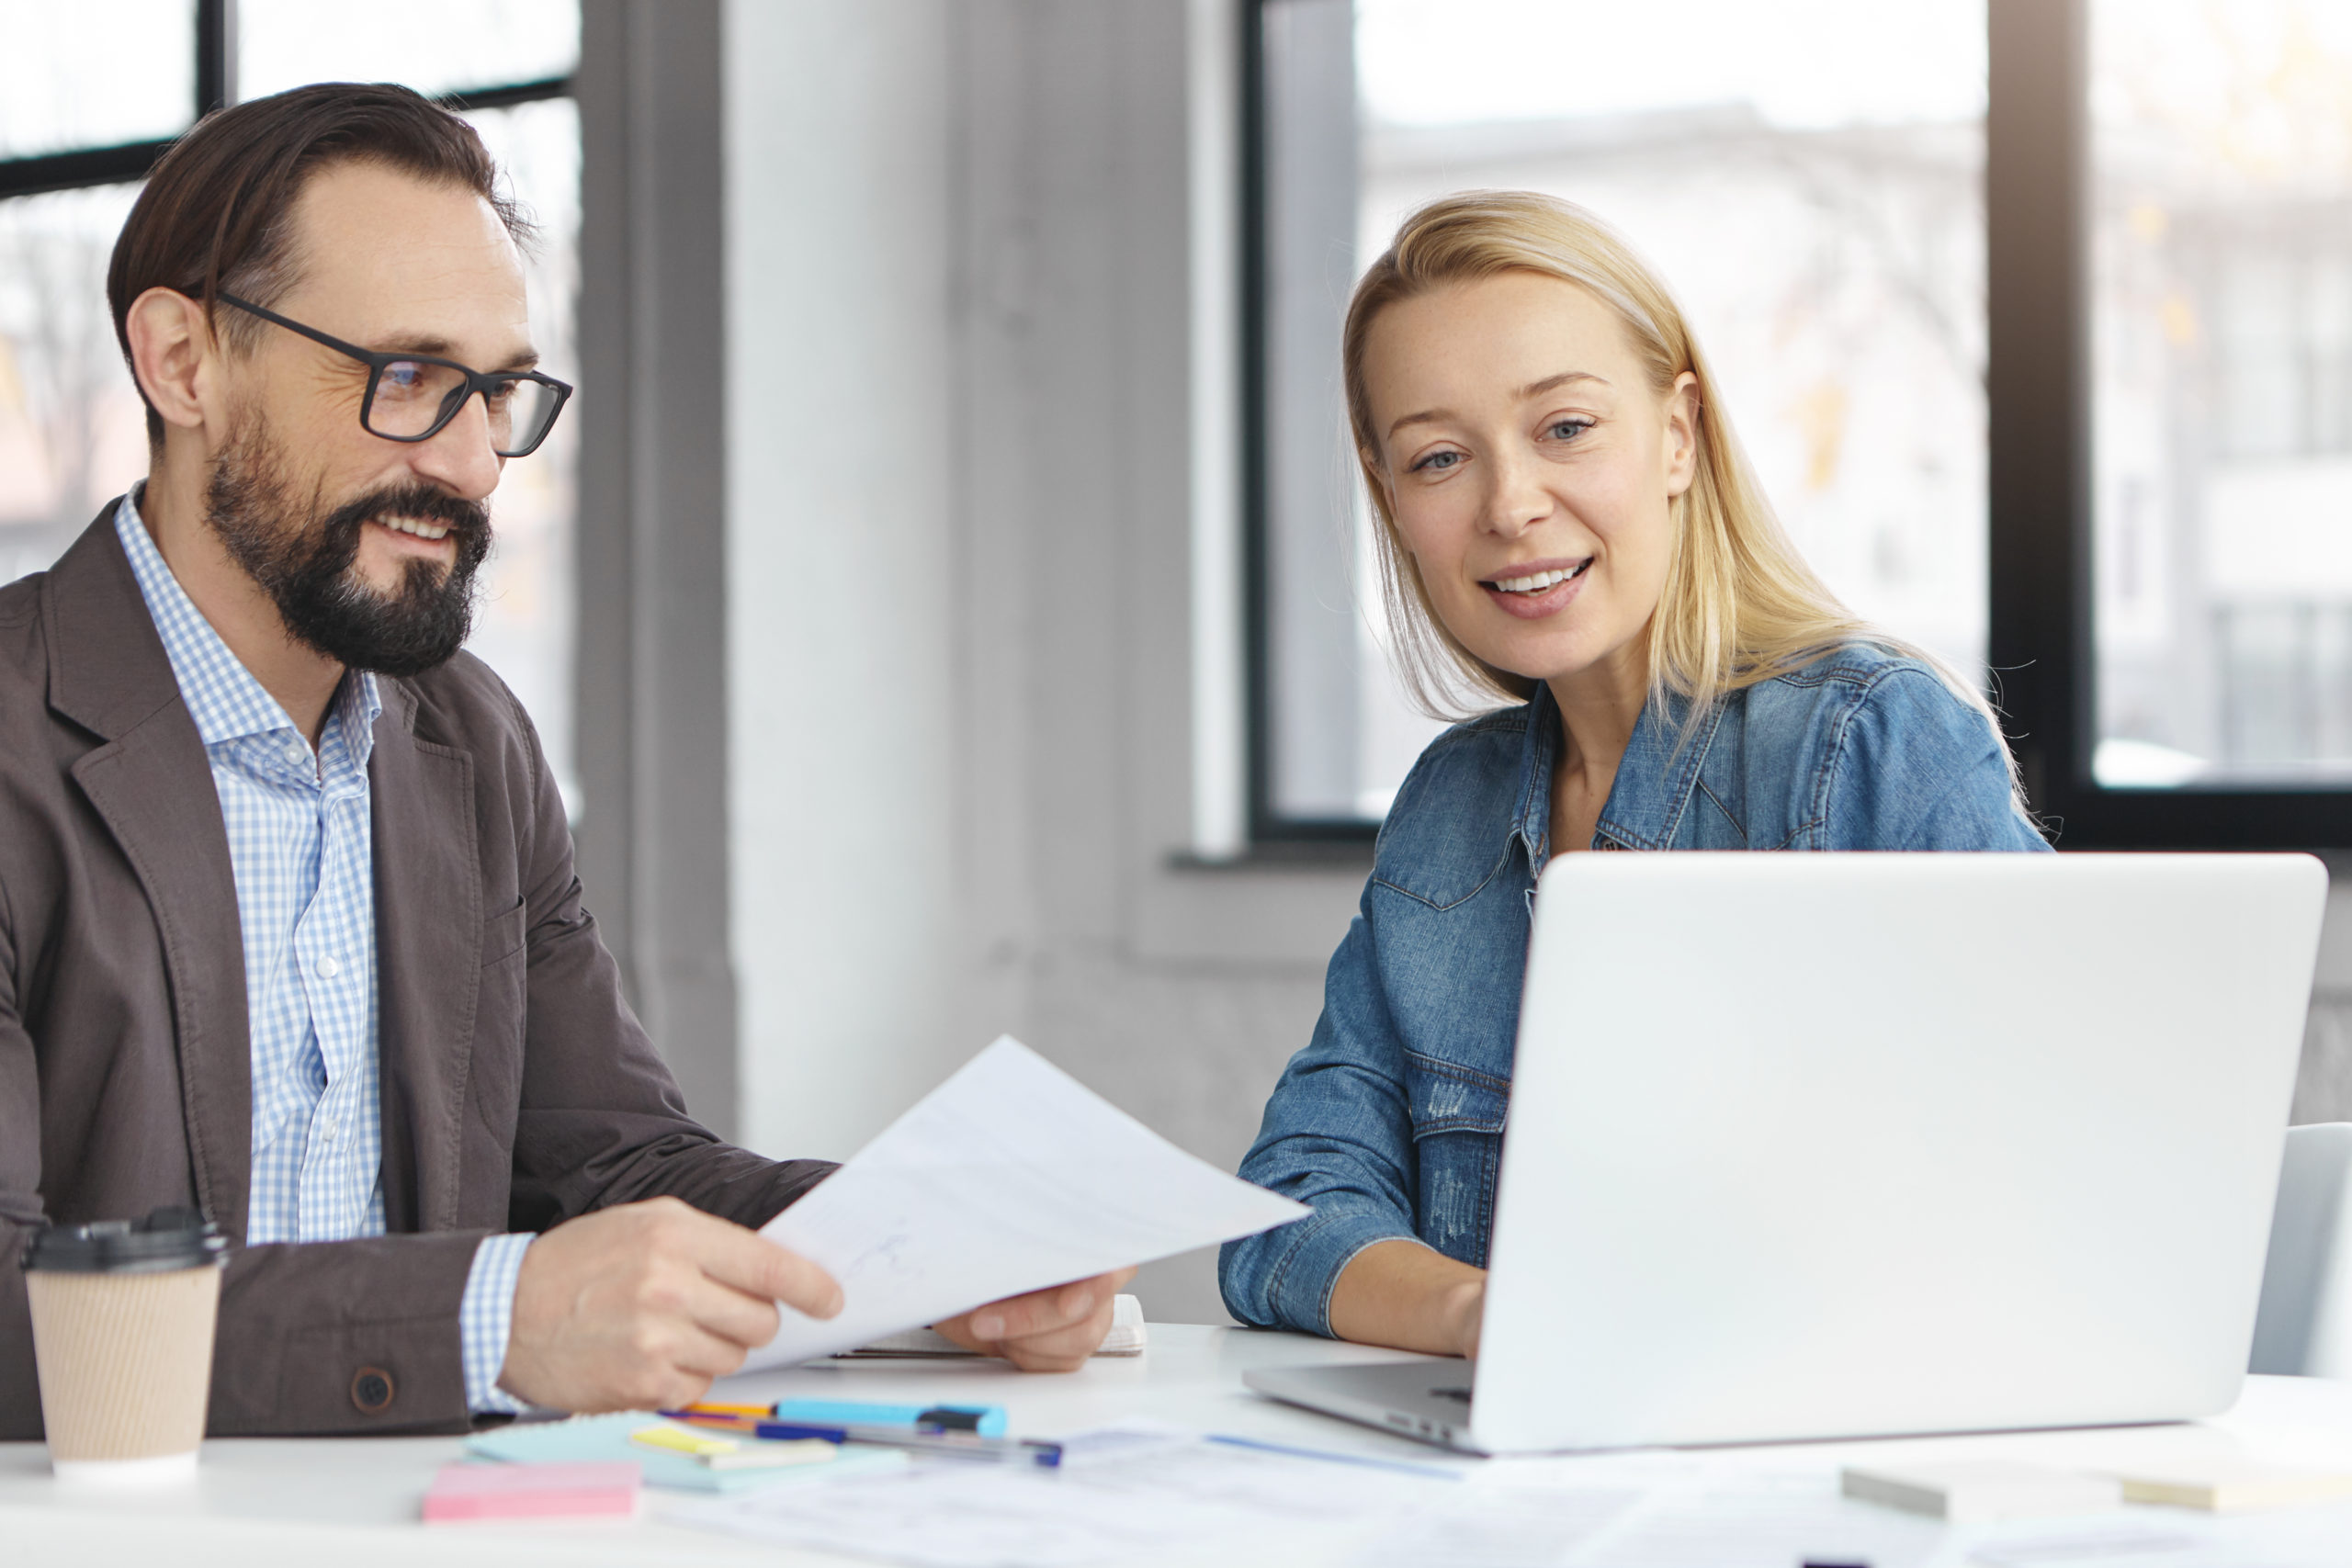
left=423, top=1461, right=641, bottom=1522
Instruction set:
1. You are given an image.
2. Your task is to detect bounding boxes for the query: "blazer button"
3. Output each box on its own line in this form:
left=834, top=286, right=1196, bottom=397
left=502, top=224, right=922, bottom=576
left=351, top=1367, right=395, bottom=1415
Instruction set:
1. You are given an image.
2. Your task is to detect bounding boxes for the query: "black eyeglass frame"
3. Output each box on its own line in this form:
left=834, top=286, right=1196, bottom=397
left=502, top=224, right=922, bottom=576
left=214, top=290, right=574, bottom=457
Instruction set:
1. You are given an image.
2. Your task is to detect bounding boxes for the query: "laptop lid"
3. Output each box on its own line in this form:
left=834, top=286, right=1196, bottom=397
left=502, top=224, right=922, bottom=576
left=1471, top=852, right=2326, bottom=1453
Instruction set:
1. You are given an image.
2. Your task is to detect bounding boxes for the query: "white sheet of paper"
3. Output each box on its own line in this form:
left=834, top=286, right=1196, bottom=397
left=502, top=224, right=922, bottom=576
left=740, top=1036, right=1307, bottom=1371
left=669, top=1422, right=1460, bottom=1568
left=670, top=1429, right=1929, bottom=1568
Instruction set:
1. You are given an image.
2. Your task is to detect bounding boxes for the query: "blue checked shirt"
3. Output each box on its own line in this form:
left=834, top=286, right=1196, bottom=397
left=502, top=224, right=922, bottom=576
left=117, top=494, right=530, bottom=1414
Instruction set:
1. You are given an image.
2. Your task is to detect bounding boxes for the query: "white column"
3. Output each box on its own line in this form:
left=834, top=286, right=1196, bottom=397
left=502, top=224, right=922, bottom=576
left=723, top=0, right=964, bottom=1158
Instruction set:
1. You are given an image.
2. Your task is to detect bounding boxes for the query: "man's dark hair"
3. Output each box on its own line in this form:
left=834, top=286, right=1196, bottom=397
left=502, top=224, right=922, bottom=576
left=107, top=81, right=533, bottom=445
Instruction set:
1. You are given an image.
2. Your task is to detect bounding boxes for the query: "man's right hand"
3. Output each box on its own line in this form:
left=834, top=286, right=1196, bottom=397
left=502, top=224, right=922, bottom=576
left=496, top=1196, right=843, bottom=1412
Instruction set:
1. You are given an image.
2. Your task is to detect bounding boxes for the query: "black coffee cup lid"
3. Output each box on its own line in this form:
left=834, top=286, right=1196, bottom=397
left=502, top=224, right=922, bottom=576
left=21, top=1207, right=227, bottom=1274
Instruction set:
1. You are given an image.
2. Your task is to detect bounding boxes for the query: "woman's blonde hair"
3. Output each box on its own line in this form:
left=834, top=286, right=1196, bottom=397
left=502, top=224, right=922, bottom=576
left=1344, top=189, right=2014, bottom=782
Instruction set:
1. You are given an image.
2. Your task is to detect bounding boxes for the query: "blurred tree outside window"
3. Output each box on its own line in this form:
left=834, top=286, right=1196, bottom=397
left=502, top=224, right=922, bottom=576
left=1256, top=0, right=1990, bottom=826
left=2092, top=0, right=2352, bottom=788
left=0, top=0, right=580, bottom=807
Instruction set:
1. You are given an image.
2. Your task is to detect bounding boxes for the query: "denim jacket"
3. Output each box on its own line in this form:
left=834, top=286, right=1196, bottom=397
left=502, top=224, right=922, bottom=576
left=1218, top=644, right=2051, bottom=1336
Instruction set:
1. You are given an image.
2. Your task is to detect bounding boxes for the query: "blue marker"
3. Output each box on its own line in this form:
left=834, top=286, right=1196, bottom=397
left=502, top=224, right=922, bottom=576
left=770, top=1399, right=1009, bottom=1438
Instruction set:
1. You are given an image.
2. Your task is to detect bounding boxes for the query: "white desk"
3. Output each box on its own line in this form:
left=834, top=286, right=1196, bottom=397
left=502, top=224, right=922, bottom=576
left=6, top=1326, right=2352, bottom=1567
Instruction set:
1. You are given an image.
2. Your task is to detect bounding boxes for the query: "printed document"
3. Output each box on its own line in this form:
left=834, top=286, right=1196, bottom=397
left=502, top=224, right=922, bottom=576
left=670, top=1422, right=1457, bottom=1567
left=668, top=1427, right=1948, bottom=1568
left=741, top=1036, right=1306, bottom=1370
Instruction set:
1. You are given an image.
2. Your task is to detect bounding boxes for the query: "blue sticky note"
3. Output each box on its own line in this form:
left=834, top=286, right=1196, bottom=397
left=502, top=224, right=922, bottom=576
left=467, top=1412, right=907, bottom=1494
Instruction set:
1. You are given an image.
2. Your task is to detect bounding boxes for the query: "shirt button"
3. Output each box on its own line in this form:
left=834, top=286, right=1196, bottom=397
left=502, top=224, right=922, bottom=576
left=316, top=955, right=341, bottom=978
left=319, top=1118, right=338, bottom=1143
left=286, top=741, right=307, bottom=766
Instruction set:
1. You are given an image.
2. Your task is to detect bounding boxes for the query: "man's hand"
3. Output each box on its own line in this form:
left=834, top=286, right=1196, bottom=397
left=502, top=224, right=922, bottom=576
left=497, top=1197, right=842, bottom=1412
left=931, top=1267, right=1137, bottom=1371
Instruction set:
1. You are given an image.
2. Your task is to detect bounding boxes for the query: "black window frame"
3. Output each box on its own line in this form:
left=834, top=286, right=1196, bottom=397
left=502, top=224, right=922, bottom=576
left=0, top=4, right=754, bottom=1133
left=1241, top=0, right=2352, bottom=850
left=0, top=2, right=573, bottom=200
left=1986, top=0, right=2352, bottom=849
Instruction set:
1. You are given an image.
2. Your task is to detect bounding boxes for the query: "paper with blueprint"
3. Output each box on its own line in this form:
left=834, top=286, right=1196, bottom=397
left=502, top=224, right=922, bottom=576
left=740, top=1036, right=1307, bottom=1371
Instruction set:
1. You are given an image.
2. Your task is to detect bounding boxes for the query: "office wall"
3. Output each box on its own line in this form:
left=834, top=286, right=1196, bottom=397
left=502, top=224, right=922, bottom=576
left=722, top=0, right=2352, bottom=1325
left=725, top=0, right=1360, bottom=1325
left=724, top=0, right=970, bottom=1160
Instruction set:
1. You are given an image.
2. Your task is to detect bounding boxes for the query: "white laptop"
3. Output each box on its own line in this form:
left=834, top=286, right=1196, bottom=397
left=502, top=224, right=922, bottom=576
left=1245, top=852, right=2328, bottom=1454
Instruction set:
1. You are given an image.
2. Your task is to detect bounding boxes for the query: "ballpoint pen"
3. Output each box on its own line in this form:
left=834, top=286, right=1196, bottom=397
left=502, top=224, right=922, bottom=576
left=661, top=1410, right=1063, bottom=1468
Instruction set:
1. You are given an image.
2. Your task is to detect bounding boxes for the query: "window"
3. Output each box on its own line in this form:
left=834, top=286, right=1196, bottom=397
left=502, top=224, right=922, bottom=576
left=0, top=1, right=580, bottom=801
left=1248, top=0, right=2352, bottom=848
left=2089, top=0, right=2352, bottom=790
left=1248, top=0, right=1991, bottom=835
left=1992, top=0, right=2352, bottom=844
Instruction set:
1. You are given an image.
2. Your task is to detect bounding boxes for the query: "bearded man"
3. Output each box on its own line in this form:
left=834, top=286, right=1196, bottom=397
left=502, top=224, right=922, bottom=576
left=0, top=83, right=1126, bottom=1438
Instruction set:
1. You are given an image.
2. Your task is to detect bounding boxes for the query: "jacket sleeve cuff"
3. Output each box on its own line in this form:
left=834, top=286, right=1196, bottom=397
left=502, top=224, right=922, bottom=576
left=1254, top=1202, right=1424, bottom=1338
left=458, top=1233, right=534, bottom=1414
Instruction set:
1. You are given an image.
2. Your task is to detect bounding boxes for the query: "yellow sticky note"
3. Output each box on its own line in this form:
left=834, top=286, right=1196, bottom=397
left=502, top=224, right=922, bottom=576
left=704, top=1438, right=839, bottom=1472
left=630, top=1422, right=738, bottom=1458
left=2117, top=1461, right=2352, bottom=1513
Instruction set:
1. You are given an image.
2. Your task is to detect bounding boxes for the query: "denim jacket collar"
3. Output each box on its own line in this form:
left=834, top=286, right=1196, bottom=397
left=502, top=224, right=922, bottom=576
left=1510, top=681, right=1731, bottom=859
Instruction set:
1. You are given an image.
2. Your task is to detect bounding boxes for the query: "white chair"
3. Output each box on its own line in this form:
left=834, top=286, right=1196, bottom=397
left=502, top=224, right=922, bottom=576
left=2251, top=1122, right=2352, bottom=1377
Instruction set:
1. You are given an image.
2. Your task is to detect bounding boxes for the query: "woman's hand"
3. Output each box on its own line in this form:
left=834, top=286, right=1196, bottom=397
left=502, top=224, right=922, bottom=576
left=1436, top=1272, right=1486, bottom=1359
left=1329, top=1238, right=1487, bottom=1358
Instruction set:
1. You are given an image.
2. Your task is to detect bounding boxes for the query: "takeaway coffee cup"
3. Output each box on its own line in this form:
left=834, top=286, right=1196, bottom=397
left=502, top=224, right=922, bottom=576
left=22, top=1207, right=226, bottom=1482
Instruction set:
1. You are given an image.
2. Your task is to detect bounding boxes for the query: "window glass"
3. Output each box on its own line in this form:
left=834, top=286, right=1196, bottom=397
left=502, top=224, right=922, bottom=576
left=238, top=0, right=579, bottom=102
left=0, top=65, right=580, bottom=808
left=1260, top=0, right=1989, bottom=823
left=0, top=1, right=194, bottom=159
left=2091, top=0, right=2352, bottom=787
left=0, top=185, right=150, bottom=582
left=458, top=97, right=582, bottom=808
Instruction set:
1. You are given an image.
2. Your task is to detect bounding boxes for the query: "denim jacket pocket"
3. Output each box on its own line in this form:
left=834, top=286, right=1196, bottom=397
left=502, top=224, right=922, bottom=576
left=1403, top=1052, right=1508, bottom=1268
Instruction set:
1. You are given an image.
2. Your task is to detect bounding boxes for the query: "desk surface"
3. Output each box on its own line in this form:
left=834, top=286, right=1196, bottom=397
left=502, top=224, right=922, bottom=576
left=8, top=1326, right=2352, bottom=1567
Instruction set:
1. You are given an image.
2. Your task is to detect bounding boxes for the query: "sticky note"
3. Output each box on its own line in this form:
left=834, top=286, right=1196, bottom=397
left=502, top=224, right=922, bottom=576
left=2113, top=1460, right=2352, bottom=1512
left=1843, top=1459, right=2121, bottom=1522
left=468, top=1411, right=910, bottom=1494
left=631, top=1421, right=738, bottom=1457
left=703, top=1438, right=839, bottom=1471
left=423, top=1461, right=639, bottom=1522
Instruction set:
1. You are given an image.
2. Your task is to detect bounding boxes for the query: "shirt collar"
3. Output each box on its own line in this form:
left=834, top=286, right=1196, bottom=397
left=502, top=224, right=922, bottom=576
left=115, top=487, right=381, bottom=761
left=1510, top=679, right=1726, bottom=857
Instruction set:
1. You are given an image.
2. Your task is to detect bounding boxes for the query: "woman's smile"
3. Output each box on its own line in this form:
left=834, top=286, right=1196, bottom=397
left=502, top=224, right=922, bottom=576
left=1479, top=555, right=1592, bottom=619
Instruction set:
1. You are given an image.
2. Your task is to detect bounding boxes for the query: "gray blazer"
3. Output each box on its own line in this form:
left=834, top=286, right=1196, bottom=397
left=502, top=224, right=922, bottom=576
left=0, top=504, right=831, bottom=1438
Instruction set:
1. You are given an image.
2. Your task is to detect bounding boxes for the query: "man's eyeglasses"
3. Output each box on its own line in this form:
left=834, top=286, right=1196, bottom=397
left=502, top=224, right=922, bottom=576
left=215, top=291, right=573, bottom=458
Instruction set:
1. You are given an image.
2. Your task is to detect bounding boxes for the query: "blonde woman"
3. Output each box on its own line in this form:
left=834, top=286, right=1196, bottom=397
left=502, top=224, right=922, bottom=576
left=1218, top=191, right=2047, bottom=1357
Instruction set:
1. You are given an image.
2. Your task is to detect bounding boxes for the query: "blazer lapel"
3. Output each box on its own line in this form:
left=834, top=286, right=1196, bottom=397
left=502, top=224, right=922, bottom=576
left=47, top=506, right=254, bottom=1242
left=368, top=683, right=481, bottom=1234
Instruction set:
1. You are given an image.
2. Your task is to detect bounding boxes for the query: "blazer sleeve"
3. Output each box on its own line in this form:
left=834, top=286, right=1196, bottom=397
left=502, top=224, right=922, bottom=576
left=497, top=693, right=834, bottom=1235
left=0, top=893, right=43, bottom=1438
left=1219, top=896, right=1428, bottom=1336
left=205, top=1234, right=487, bottom=1434
left=0, top=925, right=479, bottom=1441
left=4, top=830, right=501, bottom=1439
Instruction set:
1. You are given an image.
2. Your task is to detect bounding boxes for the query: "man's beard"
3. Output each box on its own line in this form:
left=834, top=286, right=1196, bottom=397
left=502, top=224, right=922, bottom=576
left=203, top=417, right=492, bottom=678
